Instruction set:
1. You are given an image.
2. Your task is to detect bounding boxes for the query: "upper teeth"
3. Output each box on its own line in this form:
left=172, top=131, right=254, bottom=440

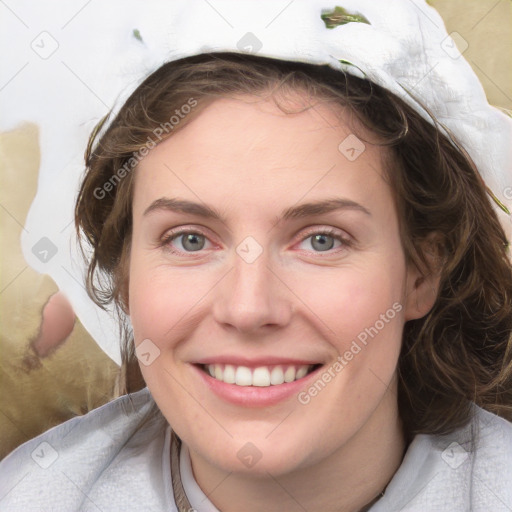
left=206, top=364, right=312, bottom=387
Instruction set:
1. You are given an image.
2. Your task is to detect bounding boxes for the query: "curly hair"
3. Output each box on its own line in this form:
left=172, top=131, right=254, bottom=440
left=75, top=52, right=512, bottom=439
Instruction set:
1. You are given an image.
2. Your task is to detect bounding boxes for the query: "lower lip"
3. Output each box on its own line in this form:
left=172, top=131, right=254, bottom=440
left=193, top=365, right=323, bottom=407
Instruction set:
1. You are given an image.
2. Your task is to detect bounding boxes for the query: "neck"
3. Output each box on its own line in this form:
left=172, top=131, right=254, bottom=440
left=187, top=382, right=406, bottom=512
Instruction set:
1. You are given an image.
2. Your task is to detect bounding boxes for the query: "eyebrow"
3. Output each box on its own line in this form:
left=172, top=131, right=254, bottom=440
left=143, top=197, right=371, bottom=223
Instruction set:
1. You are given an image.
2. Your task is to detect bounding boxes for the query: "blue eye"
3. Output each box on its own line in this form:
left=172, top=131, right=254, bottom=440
left=160, top=227, right=351, bottom=257
left=162, top=230, right=211, bottom=254
left=179, top=233, right=206, bottom=251
left=310, top=233, right=336, bottom=251
left=298, top=229, right=351, bottom=254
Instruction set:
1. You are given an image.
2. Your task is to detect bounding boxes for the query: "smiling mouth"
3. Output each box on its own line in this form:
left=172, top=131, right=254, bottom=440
left=200, top=363, right=322, bottom=387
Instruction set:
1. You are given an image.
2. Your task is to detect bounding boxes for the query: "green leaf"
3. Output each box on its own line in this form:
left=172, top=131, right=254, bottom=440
left=133, top=29, right=143, bottom=43
left=487, top=186, right=511, bottom=215
left=321, top=6, right=370, bottom=29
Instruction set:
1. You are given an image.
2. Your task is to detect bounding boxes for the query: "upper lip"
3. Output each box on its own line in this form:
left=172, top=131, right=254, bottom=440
left=193, top=356, right=323, bottom=367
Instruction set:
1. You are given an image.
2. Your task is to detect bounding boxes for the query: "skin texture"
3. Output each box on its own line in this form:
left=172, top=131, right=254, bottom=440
left=128, top=93, right=439, bottom=511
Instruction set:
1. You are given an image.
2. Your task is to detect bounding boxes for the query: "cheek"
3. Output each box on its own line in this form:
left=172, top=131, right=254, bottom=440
left=291, top=261, right=404, bottom=337
left=128, top=258, right=213, bottom=344
left=288, top=259, right=406, bottom=393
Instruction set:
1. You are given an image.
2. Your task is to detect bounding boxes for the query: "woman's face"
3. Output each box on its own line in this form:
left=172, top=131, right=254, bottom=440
left=128, top=92, right=432, bottom=476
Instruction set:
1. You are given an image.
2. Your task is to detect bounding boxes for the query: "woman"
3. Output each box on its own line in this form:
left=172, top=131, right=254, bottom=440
left=1, top=1, right=511, bottom=510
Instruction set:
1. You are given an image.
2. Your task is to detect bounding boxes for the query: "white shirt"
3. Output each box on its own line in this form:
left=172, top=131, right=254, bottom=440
left=0, top=387, right=511, bottom=511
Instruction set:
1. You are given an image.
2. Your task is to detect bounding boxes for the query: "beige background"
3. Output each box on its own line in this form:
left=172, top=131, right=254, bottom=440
left=0, top=0, right=511, bottom=458
left=432, top=0, right=512, bottom=110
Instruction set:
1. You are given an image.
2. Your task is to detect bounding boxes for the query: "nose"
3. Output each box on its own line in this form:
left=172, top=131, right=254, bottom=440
left=212, top=250, right=292, bottom=335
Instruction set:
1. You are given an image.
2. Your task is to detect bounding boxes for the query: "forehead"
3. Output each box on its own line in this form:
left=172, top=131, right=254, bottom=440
left=132, top=93, right=391, bottom=218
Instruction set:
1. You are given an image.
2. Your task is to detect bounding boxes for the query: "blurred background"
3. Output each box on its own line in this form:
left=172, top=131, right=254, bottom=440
left=1, top=0, right=511, bottom=459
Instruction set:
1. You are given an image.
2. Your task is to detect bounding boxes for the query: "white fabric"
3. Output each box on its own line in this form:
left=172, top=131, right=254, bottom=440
left=0, top=388, right=175, bottom=511
left=180, top=443, right=220, bottom=512
left=1, top=387, right=511, bottom=511
left=0, top=0, right=510, bottom=364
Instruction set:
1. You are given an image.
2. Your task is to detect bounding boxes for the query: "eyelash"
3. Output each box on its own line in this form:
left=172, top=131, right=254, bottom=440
left=159, top=226, right=353, bottom=257
left=294, top=227, right=353, bottom=256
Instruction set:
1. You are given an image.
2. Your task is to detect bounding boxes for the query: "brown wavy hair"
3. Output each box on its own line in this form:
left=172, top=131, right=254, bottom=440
left=75, top=52, right=512, bottom=438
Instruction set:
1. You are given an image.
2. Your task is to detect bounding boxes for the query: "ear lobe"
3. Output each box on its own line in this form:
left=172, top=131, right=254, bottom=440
left=404, top=232, right=444, bottom=321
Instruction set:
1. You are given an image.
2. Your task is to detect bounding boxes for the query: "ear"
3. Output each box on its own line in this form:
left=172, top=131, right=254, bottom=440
left=404, top=232, right=444, bottom=321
